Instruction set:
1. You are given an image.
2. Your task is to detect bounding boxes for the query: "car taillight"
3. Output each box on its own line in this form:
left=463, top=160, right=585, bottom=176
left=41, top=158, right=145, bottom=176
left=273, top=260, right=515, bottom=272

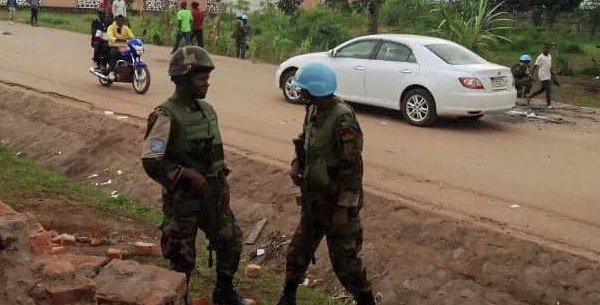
left=459, top=77, right=484, bottom=89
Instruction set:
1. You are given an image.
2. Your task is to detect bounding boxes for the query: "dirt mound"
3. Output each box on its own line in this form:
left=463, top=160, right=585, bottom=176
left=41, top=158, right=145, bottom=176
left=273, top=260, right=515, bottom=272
left=1, top=83, right=600, bottom=305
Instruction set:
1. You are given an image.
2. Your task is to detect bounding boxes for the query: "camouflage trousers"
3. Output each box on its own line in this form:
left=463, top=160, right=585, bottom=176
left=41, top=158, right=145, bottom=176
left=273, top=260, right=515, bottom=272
left=285, top=193, right=371, bottom=295
left=160, top=176, right=243, bottom=278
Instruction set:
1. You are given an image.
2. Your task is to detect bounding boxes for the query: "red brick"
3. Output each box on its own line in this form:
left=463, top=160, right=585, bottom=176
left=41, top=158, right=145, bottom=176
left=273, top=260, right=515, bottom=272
left=53, top=233, right=77, bottom=246
left=43, top=260, right=75, bottom=277
left=30, top=231, right=54, bottom=255
left=51, top=246, right=66, bottom=255
left=68, top=255, right=107, bottom=269
left=106, top=248, right=125, bottom=260
left=95, top=260, right=186, bottom=305
left=245, top=264, right=263, bottom=279
left=90, top=236, right=102, bottom=247
left=32, top=278, right=96, bottom=305
left=133, top=241, right=158, bottom=256
left=191, top=298, right=211, bottom=305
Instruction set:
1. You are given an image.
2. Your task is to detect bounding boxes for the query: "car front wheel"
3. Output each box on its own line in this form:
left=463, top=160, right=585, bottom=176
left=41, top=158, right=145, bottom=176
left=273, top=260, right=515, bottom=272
left=402, top=88, right=437, bottom=127
left=281, top=68, right=301, bottom=104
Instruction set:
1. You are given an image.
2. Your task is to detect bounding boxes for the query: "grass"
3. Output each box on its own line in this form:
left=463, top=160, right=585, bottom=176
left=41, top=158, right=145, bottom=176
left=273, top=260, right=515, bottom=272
left=573, top=96, right=600, bottom=108
left=0, top=144, right=344, bottom=304
left=0, top=144, right=162, bottom=224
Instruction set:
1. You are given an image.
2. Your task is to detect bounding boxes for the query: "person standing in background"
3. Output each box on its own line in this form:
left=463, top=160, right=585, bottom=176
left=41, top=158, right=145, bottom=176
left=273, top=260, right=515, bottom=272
left=171, top=1, right=193, bottom=54
left=7, top=0, right=17, bottom=25
left=191, top=1, right=205, bottom=47
left=29, top=0, right=39, bottom=26
left=112, top=0, right=127, bottom=23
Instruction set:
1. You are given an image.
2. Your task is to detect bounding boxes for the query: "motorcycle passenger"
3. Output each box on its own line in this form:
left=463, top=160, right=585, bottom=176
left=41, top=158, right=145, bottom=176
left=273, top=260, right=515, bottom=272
left=107, top=14, right=135, bottom=80
left=91, top=9, right=109, bottom=71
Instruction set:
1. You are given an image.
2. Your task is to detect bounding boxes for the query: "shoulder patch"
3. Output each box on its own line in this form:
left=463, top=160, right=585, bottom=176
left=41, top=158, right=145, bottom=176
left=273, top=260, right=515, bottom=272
left=150, top=138, right=166, bottom=153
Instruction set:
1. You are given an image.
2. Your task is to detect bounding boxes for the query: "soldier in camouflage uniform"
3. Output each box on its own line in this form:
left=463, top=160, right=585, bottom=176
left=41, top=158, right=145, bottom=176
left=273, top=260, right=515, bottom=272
left=275, top=63, right=376, bottom=305
left=141, top=46, right=248, bottom=305
left=512, top=54, right=533, bottom=98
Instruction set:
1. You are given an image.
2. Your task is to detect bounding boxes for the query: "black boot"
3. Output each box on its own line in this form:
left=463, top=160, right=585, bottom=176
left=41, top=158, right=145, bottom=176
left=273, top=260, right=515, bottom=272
left=212, top=275, right=248, bottom=305
left=275, top=279, right=300, bottom=305
left=275, top=293, right=296, bottom=305
left=355, top=291, right=376, bottom=305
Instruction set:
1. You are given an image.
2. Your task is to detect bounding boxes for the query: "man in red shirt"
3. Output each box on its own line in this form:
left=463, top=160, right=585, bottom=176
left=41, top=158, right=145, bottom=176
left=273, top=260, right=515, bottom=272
left=98, top=0, right=112, bottom=23
left=191, top=1, right=204, bottom=47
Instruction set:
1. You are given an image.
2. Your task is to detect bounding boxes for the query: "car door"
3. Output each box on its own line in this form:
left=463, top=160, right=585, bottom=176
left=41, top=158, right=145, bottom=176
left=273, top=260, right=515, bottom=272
left=365, top=41, right=419, bottom=108
left=328, top=39, right=380, bottom=103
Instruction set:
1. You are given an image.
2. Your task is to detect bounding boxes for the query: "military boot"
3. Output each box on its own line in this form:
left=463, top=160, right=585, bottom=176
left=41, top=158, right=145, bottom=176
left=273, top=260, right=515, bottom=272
left=212, top=276, right=249, bottom=305
left=275, top=293, right=296, bottom=305
left=355, top=291, right=376, bottom=305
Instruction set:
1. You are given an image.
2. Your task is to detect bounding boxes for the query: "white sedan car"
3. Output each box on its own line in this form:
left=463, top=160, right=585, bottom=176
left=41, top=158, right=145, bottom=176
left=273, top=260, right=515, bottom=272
left=275, top=34, right=516, bottom=126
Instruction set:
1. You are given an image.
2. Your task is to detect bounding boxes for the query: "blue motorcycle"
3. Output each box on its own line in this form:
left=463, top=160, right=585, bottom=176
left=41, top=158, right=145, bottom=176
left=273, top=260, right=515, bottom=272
left=89, top=38, right=151, bottom=95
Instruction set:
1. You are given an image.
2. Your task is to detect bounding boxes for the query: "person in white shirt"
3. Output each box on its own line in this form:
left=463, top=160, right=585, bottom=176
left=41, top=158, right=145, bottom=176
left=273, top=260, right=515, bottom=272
left=527, top=44, right=559, bottom=108
left=112, top=0, right=127, bottom=18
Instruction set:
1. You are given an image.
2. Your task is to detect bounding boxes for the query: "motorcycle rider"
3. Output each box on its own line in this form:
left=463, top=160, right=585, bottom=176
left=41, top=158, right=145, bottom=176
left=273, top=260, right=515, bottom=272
left=107, top=14, right=135, bottom=80
left=91, top=9, right=109, bottom=71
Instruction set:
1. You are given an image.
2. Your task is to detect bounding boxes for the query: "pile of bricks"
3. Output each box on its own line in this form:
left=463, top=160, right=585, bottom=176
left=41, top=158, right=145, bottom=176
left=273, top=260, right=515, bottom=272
left=0, top=200, right=186, bottom=305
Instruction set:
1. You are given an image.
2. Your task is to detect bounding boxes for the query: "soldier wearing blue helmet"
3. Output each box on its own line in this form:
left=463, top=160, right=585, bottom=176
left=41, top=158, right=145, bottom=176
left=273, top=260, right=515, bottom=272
left=275, top=63, right=375, bottom=305
left=512, top=54, right=533, bottom=98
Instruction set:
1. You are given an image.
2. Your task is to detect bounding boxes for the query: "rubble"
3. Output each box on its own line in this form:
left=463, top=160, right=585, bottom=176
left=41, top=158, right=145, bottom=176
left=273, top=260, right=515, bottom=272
left=245, top=264, right=263, bottom=278
left=53, top=233, right=77, bottom=246
left=106, top=248, right=126, bottom=260
left=95, top=260, right=186, bottom=305
left=0, top=199, right=188, bottom=305
left=133, top=242, right=158, bottom=256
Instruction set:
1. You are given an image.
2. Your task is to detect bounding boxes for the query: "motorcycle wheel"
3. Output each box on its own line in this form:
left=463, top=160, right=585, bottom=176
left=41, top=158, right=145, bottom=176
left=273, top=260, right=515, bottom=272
left=132, top=66, right=151, bottom=95
left=98, top=76, right=113, bottom=87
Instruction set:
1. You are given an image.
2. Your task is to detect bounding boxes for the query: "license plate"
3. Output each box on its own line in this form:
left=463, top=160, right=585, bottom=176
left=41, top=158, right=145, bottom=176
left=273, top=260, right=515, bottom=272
left=491, top=76, right=507, bottom=88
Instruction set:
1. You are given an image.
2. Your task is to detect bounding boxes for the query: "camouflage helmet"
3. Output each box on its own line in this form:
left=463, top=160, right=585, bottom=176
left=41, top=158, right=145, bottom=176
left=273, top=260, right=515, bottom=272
left=168, top=46, right=215, bottom=77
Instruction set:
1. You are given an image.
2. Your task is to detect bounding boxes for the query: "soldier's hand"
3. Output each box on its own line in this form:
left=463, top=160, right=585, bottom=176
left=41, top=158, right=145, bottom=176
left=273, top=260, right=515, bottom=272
left=332, top=208, right=349, bottom=233
left=289, top=160, right=302, bottom=187
left=181, top=167, right=206, bottom=196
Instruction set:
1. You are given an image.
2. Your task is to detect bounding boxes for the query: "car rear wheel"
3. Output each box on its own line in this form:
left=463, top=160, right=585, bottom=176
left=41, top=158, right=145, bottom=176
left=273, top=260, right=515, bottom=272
left=402, top=88, right=437, bottom=127
left=281, top=68, right=301, bottom=104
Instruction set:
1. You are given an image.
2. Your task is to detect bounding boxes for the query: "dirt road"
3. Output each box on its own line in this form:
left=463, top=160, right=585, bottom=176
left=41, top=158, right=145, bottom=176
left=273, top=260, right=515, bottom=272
left=1, top=22, right=599, bottom=257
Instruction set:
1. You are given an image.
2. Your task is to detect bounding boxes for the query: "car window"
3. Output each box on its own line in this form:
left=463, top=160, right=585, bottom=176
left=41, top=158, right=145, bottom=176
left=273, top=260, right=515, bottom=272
left=375, top=41, right=416, bottom=63
left=335, top=40, right=379, bottom=60
left=425, top=43, right=487, bottom=65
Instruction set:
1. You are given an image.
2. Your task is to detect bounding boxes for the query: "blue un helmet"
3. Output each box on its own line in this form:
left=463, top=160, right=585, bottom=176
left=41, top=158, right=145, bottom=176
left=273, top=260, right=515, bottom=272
left=241, top=14, right=249, bottom=20
left=235, top=12, right=244, bottom=19
left=292, top=63, right=337, bottom=98
left=520, top=54, right=532, bottom=62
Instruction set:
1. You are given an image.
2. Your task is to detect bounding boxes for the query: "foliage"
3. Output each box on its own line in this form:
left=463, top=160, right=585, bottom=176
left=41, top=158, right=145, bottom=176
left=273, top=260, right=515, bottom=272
left=277, top=0, right=301, bottom=15
left=434, top=0, right=513, bottom=53
left=379, top=0, right=437, bottom=29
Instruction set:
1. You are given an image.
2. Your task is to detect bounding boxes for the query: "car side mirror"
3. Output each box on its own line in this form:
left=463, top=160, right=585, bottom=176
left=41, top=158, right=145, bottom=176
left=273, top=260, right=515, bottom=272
left=329, top=49, right=335, bottom=58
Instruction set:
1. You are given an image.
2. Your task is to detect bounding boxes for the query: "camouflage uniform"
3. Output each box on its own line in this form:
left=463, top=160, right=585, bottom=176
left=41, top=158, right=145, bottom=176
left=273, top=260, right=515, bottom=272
left=512, top=62, right=533, bottom=98
left=142, top=47, right=246, bottom=305
left=285, top=97, right=371, bottom=297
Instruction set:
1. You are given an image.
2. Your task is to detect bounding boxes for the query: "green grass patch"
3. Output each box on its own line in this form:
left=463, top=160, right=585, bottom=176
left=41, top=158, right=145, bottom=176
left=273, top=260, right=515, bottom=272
left=0, top=144, right=343, bottom=304
left=573, top=96, right=600, bottom=108
left=0, top=144, right=161, bottom=224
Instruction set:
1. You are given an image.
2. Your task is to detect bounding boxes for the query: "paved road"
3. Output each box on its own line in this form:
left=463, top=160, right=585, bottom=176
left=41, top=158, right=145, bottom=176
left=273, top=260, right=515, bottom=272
left=1, top=22, right=599, bottom=255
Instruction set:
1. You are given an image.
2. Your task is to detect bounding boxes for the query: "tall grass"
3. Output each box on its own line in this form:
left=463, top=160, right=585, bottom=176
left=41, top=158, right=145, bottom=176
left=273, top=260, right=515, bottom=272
left=433, top=0, right=512, bottom=54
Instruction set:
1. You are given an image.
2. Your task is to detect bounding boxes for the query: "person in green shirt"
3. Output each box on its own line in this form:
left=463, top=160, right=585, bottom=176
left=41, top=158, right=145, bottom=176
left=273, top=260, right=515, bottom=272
left=171, top=1, right=193, bottom=54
